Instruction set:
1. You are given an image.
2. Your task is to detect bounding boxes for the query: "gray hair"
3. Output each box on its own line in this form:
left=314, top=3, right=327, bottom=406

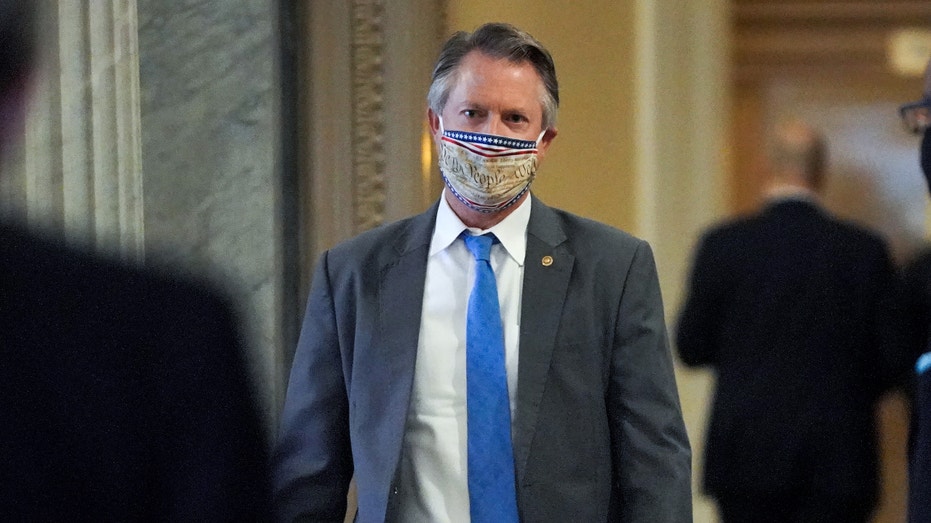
left=427, top=22, right=559, bottom=130
left=769, top=119, right=828, bottom=189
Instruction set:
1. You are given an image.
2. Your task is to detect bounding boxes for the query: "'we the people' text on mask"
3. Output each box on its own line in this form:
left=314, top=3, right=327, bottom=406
left=438, top=116, right=546, bottom=214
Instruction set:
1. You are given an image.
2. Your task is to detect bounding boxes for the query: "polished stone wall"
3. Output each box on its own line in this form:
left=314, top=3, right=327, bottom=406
left=137, top=0, right=287, bottom=423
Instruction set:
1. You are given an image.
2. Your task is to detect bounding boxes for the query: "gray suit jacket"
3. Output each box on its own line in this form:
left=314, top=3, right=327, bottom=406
left=273, top=197, right=691, bottom=522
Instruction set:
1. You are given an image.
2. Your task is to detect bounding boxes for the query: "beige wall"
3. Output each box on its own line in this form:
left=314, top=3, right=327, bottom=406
left=447, top=2, right=639, bottom=232
left=448, top=2, right=728, bottom=521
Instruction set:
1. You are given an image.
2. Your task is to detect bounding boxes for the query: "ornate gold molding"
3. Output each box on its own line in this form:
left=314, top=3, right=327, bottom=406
left=351, top=0, right=386, bottom=233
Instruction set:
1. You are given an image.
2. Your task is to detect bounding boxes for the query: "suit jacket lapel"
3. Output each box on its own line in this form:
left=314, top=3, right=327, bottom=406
left=373, top=198, right=572, bottom=486
left=372, top=203, right=438, bottom=473
left=378, top=204, right=436, bottom=351
left=513, top=197, right=573, bottom=483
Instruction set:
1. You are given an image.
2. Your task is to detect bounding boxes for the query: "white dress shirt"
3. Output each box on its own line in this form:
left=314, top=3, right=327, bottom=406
left=396, top=193, right=530, bottom=522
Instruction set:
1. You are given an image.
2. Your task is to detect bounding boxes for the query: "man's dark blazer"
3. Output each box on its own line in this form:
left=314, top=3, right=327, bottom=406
left=0, top=222, right=271, bottom=520
left=911, top=362, right=931, bottom=522
left=676, top=198, right=906, bottom=511
left=901, top=249, right=931, bottom=521
left=273, top=196, right=692, bottom=522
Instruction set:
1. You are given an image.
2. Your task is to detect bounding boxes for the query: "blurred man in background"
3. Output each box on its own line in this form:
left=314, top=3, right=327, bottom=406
left=676, top=119, right=907, bottom=522
left=0, top=1, right=270, bottom=519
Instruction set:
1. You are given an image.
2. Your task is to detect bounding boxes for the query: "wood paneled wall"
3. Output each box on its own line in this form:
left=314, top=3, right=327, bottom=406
left=734, top=0, right=931, bottom=82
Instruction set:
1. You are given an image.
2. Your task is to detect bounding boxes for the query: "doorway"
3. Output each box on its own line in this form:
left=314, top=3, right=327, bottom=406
left=730, top=2, right=931, bottom=521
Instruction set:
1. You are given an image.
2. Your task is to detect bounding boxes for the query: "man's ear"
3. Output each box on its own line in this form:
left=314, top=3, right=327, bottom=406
left=427, top=108, right=441, bottom=135
left=536, top=127, right=558, bottom=160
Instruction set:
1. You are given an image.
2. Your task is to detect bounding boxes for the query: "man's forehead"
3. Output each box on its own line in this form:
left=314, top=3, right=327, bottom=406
left=451, top=53, right=544, bottom=98
left=458, top=51, right=541, bottom=80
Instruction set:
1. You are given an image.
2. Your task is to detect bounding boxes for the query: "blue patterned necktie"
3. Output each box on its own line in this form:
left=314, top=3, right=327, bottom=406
left=461, top=233, right=519, bottom=522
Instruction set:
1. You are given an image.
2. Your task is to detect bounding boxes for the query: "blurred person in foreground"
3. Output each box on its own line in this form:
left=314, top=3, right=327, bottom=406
left=273, top=21, right=692, bottom=522
left=676, top=119, right=907, bottom=522
left=0, top=1, right=270, bottom=519
left=900, top=55, right=931, bottom=522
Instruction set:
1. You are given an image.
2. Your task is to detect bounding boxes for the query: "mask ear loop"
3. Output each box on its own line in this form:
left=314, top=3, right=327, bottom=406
left=438, top=115, right=446, bottom=135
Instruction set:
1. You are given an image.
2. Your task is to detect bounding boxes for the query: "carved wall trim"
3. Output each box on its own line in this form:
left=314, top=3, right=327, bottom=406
left=300, top=0, right=446, bottom=274
left=350, top=0, right=387, bottom=234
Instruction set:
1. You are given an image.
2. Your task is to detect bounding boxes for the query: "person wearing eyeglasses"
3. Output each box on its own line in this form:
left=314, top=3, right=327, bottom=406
left=899, top=56, right=931, bottom=523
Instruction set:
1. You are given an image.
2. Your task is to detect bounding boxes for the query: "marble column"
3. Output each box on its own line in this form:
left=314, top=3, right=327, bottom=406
left=137, top=0, right=285, bottom=423
left=0, top=0, right=144, bottom=260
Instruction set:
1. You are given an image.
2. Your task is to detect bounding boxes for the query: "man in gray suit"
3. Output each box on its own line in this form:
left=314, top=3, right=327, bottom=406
left=273, top=22, right=691, bottom=522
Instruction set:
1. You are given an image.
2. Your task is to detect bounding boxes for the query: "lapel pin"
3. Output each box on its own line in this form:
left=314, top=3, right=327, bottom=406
left=542, top=255, right=553, bottom=267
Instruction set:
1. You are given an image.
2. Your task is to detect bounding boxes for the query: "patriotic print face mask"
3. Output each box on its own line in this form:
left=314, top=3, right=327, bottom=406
left=438, top=116, right=546, bottom=214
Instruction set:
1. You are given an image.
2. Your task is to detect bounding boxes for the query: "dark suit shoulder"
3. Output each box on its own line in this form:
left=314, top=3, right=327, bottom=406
left=0, top=223, right=238, bottom=335
left=820, top=213, right=888, bottom=251
left=554, top=207, right=641, bottom=241
left=0, top=222, right=252, bottom=405
left=905, top=246, right=931, bottom=282
left=700, top=201, right=889, bottom=259
left=524, top=202, right=655, bottom=283
left=323, top=205, right=436, bottom=269
left=535, top=204, right=648, bottom=256
left=0, top=222, right=270, bottom=520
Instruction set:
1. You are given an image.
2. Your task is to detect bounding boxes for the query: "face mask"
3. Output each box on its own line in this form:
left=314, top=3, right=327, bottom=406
left=922, top=128, right=931, bottom=195
left=437, top=116, right=546, bottom=213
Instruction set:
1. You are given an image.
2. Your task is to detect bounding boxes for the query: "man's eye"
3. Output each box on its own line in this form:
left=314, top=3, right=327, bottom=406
left=506, top=114, right=527, bottom=123
left=463, top=110, right=478, bottom=118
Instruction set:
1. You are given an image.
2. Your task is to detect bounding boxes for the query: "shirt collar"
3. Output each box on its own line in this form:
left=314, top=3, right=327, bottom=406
left=762, top=184, right=819, bottom=206
left=430, top=193, right=531, bottom=266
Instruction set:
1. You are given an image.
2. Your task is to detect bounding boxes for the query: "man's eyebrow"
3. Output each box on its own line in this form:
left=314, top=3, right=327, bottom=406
left=456, top=100, right=487, bottom=109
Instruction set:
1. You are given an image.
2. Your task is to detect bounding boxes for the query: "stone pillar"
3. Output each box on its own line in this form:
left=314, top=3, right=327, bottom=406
left=137, top=0, right=285, bottom=424
left=1, top=0, right=144, bottom=260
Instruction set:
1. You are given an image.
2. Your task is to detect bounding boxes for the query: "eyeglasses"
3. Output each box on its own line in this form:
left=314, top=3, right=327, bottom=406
left=899, top=96, right=931, bottom=135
